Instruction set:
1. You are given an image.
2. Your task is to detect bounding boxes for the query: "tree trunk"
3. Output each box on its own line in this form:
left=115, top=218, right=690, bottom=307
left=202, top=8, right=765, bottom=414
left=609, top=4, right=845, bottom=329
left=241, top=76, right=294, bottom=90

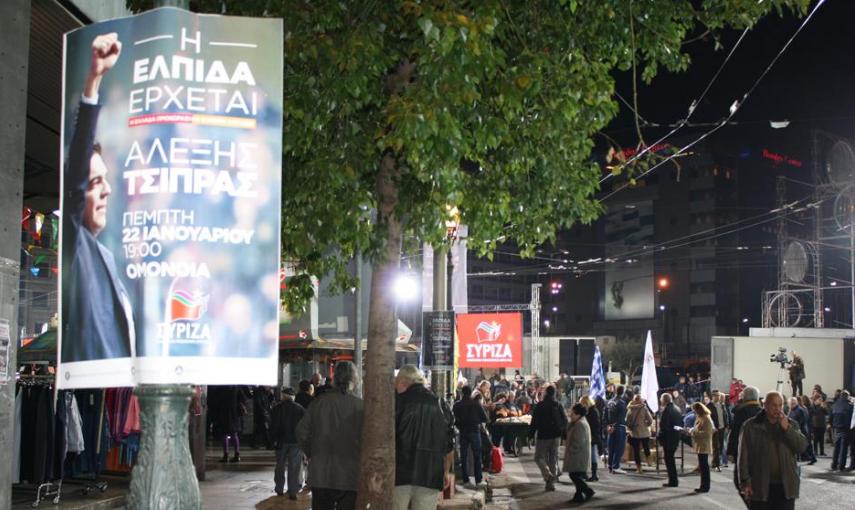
left=356, top=153, right=402, bottom=506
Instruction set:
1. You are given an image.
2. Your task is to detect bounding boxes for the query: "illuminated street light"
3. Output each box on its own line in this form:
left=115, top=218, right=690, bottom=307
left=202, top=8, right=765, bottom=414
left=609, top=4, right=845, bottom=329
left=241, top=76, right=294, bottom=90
left=742, top=318, right=749, bottom=323
left=824, top=306, right=831, bottom=312
left=552, top=306, right=558, bottom=312
left=394, top=274, right=419, bottom=302
left=659, top=304, right=666, bottom=311
left=831, top=281, right=838, bottom=287
left=658, top=277, right=670, bottom=290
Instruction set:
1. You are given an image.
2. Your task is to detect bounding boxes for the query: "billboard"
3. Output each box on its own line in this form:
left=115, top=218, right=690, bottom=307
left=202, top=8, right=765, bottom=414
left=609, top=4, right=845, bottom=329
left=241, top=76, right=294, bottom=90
left=457, top=313, right=522, bottom=368
left=603, top=201, right=655, bottom=320
left=58, top=8, right=283, bottom=388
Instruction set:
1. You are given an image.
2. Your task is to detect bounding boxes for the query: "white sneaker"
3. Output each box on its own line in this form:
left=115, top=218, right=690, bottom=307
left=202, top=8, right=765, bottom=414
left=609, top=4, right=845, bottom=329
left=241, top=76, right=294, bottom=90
left=464, top=482, right=477, bottom=490
left=612, top=468, right=627, bottom=474
left=477, top=481, right=488, bottom=488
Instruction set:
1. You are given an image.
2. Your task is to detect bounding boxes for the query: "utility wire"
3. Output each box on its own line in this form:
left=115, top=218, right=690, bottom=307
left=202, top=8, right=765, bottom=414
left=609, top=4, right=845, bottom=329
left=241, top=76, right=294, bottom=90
left=600, top=0, right=827, bottom=196
left=601, top=25, right=752, bottom=185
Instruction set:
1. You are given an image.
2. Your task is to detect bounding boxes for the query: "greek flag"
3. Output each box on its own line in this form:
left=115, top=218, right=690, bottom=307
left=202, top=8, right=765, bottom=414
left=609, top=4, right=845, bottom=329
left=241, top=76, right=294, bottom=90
left=589, top=345, right=606, bottom=400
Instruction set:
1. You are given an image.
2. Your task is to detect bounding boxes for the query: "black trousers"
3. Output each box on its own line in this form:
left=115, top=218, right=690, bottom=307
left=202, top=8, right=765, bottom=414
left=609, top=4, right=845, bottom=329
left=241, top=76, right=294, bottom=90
left=664, top=443, right=678, bottom=486
left=812, top=426, right=826, bottom=455
left=697, top=454, right=710, bottom=491
left=791, top=379, right=803, bottom=397
left=748, top=484, right=795, bottom=510
left=312, top=488, right=356, bottom=510
left=629, top=437, right=650, bottom=466
left=568, top=471, right=592, bottom=498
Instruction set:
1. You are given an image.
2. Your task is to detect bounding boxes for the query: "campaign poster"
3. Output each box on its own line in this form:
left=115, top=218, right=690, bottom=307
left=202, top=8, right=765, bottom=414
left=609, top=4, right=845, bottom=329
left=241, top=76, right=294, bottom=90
left=456, top=313, right=522, bottom=368
left=422, top=311, right=455, bottom=370
left=58, top=8, right=283, bottom=389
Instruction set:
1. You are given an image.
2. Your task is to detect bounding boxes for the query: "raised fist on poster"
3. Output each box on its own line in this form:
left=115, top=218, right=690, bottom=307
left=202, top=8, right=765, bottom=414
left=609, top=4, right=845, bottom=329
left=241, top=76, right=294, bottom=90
left=84, top=33, right=122, bottom=99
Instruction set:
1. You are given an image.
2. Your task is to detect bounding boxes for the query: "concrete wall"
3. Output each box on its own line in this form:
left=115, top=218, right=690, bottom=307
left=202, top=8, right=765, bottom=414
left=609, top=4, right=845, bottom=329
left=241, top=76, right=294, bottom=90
left=0, top=1, right=30, bottom=507
left=714, top=335, right=846, bottom=397
left=68, top=0, right=132, bottom=22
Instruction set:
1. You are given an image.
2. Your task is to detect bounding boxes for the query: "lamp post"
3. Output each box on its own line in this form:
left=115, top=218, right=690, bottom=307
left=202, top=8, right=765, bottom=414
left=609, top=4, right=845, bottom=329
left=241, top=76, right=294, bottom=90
left=126, top=2, right=201, bottom=509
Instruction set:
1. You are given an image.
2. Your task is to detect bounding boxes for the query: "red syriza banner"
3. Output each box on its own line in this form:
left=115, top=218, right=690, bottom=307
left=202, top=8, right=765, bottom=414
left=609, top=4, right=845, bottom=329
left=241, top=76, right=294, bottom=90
left=457, top=313, right=523, bottom=368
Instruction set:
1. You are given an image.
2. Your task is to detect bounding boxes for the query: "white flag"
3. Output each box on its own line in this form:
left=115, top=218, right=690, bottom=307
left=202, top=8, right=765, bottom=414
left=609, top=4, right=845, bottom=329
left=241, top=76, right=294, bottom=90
left=641, top=330, right=660, bottom=413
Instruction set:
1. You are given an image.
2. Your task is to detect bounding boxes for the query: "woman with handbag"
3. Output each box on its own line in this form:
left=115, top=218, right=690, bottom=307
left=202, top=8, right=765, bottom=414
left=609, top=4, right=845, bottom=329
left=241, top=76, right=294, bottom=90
left=626, top=394, right=653, bottom=473
left=690, top=402, right=714, bottom=493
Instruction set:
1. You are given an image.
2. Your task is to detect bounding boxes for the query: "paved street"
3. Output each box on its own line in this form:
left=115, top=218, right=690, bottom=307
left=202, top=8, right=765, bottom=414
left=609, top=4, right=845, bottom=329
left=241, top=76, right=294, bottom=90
left=186, top=445, right=855, bottom=510
left=488, top=447, right=855, bottom=510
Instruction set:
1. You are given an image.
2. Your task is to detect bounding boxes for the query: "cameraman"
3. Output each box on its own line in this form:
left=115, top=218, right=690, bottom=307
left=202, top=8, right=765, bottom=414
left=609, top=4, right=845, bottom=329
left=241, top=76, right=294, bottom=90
left=788, top=353, right=805, bottom=397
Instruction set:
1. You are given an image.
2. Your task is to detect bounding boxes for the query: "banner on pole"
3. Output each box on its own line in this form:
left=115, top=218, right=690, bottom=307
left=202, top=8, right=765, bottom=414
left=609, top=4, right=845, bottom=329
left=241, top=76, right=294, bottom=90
left=422, top=311, right=455, bottom=371
left=641, top=331, right=660, bottom=413
left=58, top=8, right=283, bottom=388
left=456, top=313, right=522, bottom=368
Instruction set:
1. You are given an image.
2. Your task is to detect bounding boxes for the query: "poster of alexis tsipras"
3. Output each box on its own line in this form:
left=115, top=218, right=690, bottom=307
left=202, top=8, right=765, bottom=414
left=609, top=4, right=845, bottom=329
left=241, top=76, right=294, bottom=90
left=58, top=8, right=282, bottom=389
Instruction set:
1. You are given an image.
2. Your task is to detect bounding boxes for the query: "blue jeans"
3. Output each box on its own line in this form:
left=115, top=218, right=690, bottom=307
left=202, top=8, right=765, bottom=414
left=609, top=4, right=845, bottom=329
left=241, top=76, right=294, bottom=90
left=459, top=431, right=483, bottom=483
left=608, top=425, right=626, bottom=470
left=591, top=444, right=599, bottom=466
left=274, top=443, right=304, bottom=496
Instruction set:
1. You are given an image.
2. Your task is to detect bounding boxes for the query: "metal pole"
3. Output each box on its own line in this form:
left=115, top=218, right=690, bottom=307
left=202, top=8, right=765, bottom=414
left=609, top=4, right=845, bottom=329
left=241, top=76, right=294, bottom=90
left=126, top=3, right=201, bottom=509
left=850, top=210, right=854, bottom=328
left=530, top=284, right=541, bottom=377
left=431, top=245, right=448, bottom=399
left=127, top=385, right=200, bottom=510
left=354, top=254, right=363, bottom=396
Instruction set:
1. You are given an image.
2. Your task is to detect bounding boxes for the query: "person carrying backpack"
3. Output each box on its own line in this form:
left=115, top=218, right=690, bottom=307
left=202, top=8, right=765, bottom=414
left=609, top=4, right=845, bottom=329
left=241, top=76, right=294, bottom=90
left=528, top=385, right=567, bottom=491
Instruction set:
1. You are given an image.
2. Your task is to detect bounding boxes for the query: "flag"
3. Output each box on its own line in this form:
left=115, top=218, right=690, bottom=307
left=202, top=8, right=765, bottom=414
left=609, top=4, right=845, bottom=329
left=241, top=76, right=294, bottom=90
left=589, top=345, right=606, bottom=400
left=641, top=330, right=660, bottom=413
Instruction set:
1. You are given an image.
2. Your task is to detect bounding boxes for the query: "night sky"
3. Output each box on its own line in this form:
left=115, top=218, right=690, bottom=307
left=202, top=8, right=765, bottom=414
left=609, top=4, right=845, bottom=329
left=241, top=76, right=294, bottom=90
left=607, top=0, right=854, bottom=161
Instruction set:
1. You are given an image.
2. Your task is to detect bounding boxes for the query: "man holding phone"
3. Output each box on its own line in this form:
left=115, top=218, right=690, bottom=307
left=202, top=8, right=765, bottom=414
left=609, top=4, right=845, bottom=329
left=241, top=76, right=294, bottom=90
left=737, top=391, right=807, bottom=510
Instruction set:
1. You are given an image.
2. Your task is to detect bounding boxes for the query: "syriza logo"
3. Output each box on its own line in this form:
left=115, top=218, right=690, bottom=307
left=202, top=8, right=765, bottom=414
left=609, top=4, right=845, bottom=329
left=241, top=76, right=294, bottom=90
left=467, top=320, right=512, bottom=361
left=159, top=290, right=211, bottom=342
left=457, top=313, right=522, bottom=367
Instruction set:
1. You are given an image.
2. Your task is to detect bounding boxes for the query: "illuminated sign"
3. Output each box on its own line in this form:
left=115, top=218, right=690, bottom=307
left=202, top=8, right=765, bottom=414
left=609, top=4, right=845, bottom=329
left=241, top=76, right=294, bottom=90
left=761, top=149, right=802, bottom=168
left=456, top=312, right=522, bottom=368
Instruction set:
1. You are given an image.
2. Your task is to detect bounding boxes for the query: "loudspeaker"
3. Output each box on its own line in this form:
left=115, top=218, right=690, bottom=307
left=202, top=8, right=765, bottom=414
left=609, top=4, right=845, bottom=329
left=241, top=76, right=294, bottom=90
left=559, top=339, right=577, bottom=375
left=577, top=339, right=595, bottom=376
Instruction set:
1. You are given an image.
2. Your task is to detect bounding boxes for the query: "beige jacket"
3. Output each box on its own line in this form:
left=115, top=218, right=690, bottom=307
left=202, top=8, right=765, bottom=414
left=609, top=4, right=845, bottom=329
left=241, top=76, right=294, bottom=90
left=626, top=402, right=653, bottom=439
left=691, top=415, right=714, bottom=455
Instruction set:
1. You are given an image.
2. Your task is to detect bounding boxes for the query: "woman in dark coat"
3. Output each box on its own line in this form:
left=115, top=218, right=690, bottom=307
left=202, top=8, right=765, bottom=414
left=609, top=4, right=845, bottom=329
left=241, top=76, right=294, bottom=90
left=581, top=395, right=602, bottom=482
left=210, top=385, right=248, bottom=462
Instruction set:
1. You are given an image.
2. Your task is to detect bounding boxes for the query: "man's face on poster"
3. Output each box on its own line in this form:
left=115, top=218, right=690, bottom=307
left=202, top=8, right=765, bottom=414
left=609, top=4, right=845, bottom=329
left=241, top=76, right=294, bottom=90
left=84, top=152, right=111, bottom=236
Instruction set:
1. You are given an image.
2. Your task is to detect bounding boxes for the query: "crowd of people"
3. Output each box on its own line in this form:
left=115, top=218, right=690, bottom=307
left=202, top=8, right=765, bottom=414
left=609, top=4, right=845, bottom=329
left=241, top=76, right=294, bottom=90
left=207, top=365, right=855, bottom=509
left=452, top=369, right=855, bottom=509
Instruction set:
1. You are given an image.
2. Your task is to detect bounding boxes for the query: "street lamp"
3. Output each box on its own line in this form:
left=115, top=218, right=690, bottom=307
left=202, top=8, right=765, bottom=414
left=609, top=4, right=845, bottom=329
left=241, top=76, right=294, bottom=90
left=658, top=277, right=670, bottom=290
left=394, top=273, right=419, bottom=302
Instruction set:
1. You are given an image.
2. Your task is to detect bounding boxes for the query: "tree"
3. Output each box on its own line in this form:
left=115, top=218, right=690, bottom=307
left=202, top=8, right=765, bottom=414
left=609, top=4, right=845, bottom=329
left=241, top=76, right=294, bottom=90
left=130, top=0, right=809, bottom=504
left=602, top=337, right=645, bottom=385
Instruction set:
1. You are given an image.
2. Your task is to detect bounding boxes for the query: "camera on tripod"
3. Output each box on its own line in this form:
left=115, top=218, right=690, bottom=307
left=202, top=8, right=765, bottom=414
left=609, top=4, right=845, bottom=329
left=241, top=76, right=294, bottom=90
left=769, top=347, right=790, bottom=367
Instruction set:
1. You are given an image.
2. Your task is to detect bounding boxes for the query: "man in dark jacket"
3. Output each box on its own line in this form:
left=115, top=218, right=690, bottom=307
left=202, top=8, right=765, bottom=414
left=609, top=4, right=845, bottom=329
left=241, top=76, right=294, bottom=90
left=788, top=396, right=814, bottom=464
left=727, top=385, right=762, bottom=507
left=606, top=385, right=628, bottom=473
left=830, top=390, right=853, bottom=471
left=528, top=385, right=567, bottom=491
left=738, top=391, right=807, bottom=510
left=394, top=365, right=454, bottom=509
left=295, top=379, right=314, bottom=409
left=270, top=388, right=305, bottom=499
left=297, top=362, right=363, bottom=509
left=61, top=33, right=136, bottom=365
left=658, top=393, right=683, bottom=487
left=453, top=385, right=488, bottom=488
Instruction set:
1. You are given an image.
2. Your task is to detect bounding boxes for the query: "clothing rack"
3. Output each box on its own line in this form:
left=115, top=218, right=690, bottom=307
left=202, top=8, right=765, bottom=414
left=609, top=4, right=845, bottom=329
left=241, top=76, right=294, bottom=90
left=14, top=372, right=63, bottom=508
